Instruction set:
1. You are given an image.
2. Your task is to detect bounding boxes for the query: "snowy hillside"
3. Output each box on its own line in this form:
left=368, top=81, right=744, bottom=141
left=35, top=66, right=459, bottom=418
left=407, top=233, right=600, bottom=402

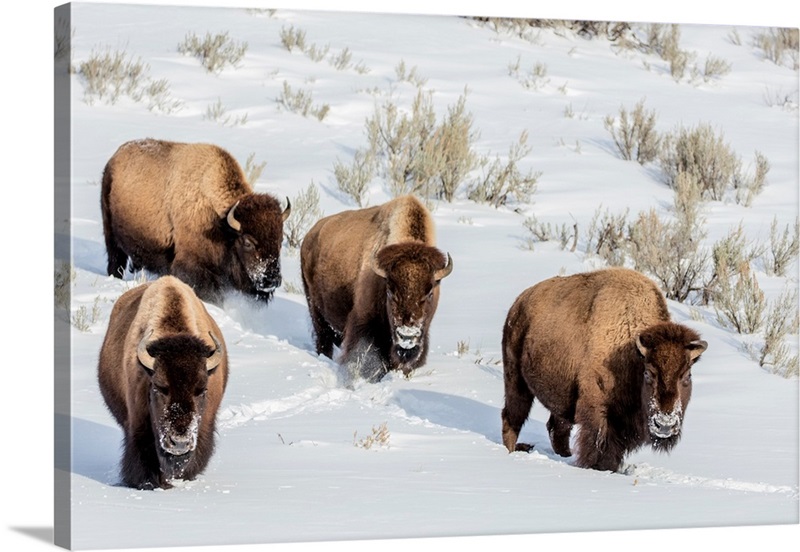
left=30, top=1, right=800, bottom=551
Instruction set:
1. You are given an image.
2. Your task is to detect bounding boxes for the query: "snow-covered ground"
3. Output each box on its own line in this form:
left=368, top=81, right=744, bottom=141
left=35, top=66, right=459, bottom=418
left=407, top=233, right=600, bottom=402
left=5, top=1, right=800, bottom=552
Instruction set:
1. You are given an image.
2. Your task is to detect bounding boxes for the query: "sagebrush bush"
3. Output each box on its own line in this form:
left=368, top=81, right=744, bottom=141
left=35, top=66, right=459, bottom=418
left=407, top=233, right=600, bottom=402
left=584, top=207, right=630, bottom=266
left=178, top=31, right=247, bottom=73
left=284, top=182, right=323, bottom=250
left=365, top=89, right=483, bottom=202
left=468, top=131, right=540, bottom=208
left=659, top=123, right=749, bottom=202
left=734, top=151, right=770, bottom=206
left=713, top=262, right=766, bottom=334
left=753, top=27, right=799, bottom=70
left=204, top=97, right=248, bottom=126
left=766, top=216, right=799, bottom=277
left=366, top=89, right=437, bottom=198
left=334, top=149, right=376, bottom=207
left=521, top=214, right=577, bottom=252
left=279, top=25, right=306, bottom=52
left=627, top=207, right=708, bottom=303
left=509, top=59, right=550, bottom=90
left=394, top=59, right=428, bottom=87
left=644, top=23, right=694, bottom=81
left=78, top=48, right=182, bottom=113
left=276, top=81, right=330, bottom=121
left=753, top=289, right=799, bottom=377
left=354, top=422, right=390, bottom=450
left=702, top=222, right=764, bottom=305
left=79, top=48, right=147, bottom=103
left=604, top=99, right=660, bottom=164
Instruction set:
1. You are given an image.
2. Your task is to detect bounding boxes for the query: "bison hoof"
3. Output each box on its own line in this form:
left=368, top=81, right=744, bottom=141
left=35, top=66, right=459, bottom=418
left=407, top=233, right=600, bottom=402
left=515, top=443, right=534, bottom=453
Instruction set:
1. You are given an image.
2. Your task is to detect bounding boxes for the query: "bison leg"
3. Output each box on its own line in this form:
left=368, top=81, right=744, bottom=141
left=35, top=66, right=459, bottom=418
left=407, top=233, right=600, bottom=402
left=501, top=362, right=535, bottom=453
left=308, top=303, right=338, bottom=359
left=120, top=426, right=168, bottom=490
left=546, top=414, right=573, bottom=457
left=573, top=397, right=624, bottom=471
left=102, top=224, right=129, bottom=278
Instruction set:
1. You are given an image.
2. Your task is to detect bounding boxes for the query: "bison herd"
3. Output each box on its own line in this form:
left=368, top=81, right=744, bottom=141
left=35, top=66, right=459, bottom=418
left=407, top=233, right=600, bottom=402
left=96, top=139, right=708, bottom=489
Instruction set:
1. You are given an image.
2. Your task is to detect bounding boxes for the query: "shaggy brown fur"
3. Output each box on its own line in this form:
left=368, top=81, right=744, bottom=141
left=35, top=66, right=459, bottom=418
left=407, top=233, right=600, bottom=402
left=101, top=139, right=290, bottom=304
left=300, top=195, right=453, bottom=382
left=98, top=276, right=230, bottom=489
left=501, top=268, right=707, bottom=472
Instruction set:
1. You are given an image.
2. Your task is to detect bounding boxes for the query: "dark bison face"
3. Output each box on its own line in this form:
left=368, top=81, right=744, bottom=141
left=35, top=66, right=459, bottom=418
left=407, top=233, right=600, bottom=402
left=225, top=194, right=291, bottom=301
left=635, top=324, right=707, bottom=451
left=137, top=332, right=224, bottom=481
left=372, top=243, right=453, bottom=373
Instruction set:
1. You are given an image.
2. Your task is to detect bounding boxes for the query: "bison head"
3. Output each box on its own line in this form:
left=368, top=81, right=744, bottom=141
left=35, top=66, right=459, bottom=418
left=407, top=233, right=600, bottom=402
left=635, top=323, right=707, bottom=452
left=225, top=194, right=291, bottom=301
left=372, top=243, right=453, bottom=374
left=137, top=331, right=224, bottom=481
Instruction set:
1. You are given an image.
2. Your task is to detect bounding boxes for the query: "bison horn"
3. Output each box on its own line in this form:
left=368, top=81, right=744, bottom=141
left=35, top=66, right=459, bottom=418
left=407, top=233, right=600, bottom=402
left=635, top=335, right=648, bottom=358
left=226, top=201, right=242, bottom=232
left=206, top=332, right=224, bottom=371
left=434, top=253, right=454, bottom=281
left=137, top=330, right=157, bottom=371
left=282, top=197, right=292, bottom=222
left=687, top=339, right=708, bottom=361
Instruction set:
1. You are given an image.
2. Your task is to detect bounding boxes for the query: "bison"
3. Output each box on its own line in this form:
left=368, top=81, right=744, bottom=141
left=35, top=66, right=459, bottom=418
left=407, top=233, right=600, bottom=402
left=98, top=275, right=230, bottom=489
left=300, top=195, right=453, bottom=382
left=501, top=267, right=707, bottom=472
left=101, top=138, right=291, bottom=305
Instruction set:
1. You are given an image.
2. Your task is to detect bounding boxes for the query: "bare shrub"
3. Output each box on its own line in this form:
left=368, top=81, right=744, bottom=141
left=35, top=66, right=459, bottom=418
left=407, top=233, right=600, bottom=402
left=734, top=151, right=770, bottom=206
left=178, top=31, right=247, bottom=73
left=468, top=131, right=540, bottom=208
left=659, top=123, right=742, bottom=201
left=644, top=23, right=694, bottom=81
left=473, top=18, right=633, bottom=43
left=305, top=42, right=331, bottom=62
left=204, top=97, right=248, bottom=126
left=334, top=149, right=376, bottom=207
left=702, top=222, right=764, bottom=305
left=763, top=86, right=799, bottom=111
left=603, top=98, right=660, bottom=164
left=627, top=207, right=708, bottom=303
left=354, top=422, right=390, bottom=449
left=276, top=81, right=330, bottom=121
left=753, top=28, right=799, bottom=70
left=329, top=47, right=353, bottom=70
left=702, top=55, right=732, bottom=81
left=284, top=182, right=323, bottom=250
left=366, top=89, right=437, bottom=197
left=751, top=289, right=799, bottom=377
left=421, top=91, right=480, bottom=201
left=585, top=207, right=630, bottom=266
left=522, top=215, right=577, bottom=251
left=279, top=25, right=307, bottom=52
left=713, top=262, right=766, bottom=333
left=765, top=216, right=799, bottom=277
left=78, top=48, right=147, bottom=104
left=395, top=60, right=428, bottom=87
left=78, top=48, right=181, bottom=113
left=244, top=153, right=266, bottom=185
left=509, top=60, right=550, bottom=91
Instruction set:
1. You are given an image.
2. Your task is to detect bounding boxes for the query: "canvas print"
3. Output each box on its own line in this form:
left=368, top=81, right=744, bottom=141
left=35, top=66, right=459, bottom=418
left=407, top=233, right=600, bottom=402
left=54, top=2, right=799, bottom=550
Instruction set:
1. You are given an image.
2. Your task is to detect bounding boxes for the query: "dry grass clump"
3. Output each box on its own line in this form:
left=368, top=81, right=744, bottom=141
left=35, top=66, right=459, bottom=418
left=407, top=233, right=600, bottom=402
left=284, top=183, right=323, bottom=250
